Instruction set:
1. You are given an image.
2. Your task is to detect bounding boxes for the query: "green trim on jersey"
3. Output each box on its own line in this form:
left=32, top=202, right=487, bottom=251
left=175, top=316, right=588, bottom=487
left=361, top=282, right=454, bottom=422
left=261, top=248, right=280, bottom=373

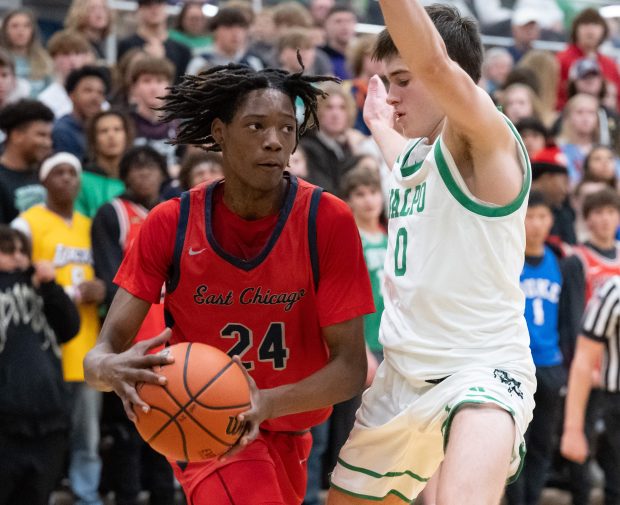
left=434, top=119, right=531, bottom=218
left=330, top=481, right=412, bottom=503
left=336, top=457, right=430, bottom=482
left=398, top=138, right=424, bottom=178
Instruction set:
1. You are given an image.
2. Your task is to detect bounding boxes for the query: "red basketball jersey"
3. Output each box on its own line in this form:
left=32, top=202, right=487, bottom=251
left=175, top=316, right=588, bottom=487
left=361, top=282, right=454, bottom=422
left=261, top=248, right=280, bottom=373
left=111, top=198, right=166, bottom=343
left=164, top=176, right=330, bottom=431
left=574, top=243, right=620, bottom=303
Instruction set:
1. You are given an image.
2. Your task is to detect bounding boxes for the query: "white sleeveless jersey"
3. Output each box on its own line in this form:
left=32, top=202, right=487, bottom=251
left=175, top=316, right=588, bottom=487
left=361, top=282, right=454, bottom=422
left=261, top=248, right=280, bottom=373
left=380, top=120, right=535, bottom=381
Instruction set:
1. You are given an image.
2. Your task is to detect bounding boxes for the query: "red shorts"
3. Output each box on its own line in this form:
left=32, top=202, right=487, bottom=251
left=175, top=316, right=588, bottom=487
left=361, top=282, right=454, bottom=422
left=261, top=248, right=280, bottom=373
left=170, top=429, right=313, bottom=505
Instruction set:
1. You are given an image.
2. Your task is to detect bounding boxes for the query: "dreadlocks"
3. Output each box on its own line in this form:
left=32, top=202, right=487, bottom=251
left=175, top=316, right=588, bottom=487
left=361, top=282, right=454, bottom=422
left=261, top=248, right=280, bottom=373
left=160, top=63, right=339, bottom=151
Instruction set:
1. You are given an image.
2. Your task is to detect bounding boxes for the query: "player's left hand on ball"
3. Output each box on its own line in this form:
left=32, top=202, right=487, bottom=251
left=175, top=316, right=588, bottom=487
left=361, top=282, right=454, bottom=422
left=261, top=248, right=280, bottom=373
left=219, top=356, right=271, bottom=461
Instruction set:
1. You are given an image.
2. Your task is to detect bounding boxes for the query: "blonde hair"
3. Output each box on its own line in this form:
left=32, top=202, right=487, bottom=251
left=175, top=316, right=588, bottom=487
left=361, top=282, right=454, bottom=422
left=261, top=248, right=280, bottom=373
left=517, top=50, right=559, bottom=127
left=558, top=93, right=600, bottom=145
left=65, top=0, right=114, bottom=38
left=0, top=9, right=52, bottom=81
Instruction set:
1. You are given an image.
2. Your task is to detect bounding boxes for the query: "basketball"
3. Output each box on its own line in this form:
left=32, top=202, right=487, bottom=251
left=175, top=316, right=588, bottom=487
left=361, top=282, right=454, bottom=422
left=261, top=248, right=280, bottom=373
left=135, top=342, right=251, bottom=462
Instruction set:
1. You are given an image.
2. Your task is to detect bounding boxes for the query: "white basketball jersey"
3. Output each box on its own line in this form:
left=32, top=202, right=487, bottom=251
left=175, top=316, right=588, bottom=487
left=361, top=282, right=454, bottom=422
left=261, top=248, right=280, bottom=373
left=380, top=120, right=535, bottom=381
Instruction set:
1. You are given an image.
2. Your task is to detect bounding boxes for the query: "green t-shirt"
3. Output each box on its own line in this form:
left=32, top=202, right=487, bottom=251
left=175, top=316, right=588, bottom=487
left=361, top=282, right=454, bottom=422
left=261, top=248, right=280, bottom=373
left=168, top=29, right=213, bottom=56
left=360, top=229, right=388, bottom=352
left=75, top=169, right=125, bottom=218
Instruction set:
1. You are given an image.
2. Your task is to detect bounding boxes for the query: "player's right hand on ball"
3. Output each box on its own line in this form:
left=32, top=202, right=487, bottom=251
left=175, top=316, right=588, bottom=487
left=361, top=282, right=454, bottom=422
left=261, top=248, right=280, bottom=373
left=99, top=328, right=174, bottom=422
left=560, top=428, right=589, bottom=464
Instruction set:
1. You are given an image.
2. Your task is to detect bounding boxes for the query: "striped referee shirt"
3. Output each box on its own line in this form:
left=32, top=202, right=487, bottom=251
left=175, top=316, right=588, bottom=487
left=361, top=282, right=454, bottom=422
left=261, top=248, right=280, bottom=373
left=582, top=276, right=620, bottom=392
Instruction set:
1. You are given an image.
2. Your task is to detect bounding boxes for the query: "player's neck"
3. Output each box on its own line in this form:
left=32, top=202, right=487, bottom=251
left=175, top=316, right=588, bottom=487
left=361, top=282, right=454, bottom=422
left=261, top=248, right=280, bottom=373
left=222, top=178, right=287, bottom=220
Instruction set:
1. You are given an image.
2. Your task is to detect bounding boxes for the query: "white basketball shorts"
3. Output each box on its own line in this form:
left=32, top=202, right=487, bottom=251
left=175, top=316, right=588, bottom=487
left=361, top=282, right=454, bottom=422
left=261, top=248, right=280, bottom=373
left=330, top=360, right=536, bottom=502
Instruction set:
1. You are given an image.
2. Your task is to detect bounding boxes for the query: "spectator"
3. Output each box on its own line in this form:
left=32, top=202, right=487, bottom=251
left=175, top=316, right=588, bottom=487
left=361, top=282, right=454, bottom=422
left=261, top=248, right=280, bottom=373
left=530, top=146, right=576, bottom=246
left=557, top=93, right=600, bottom=186
left=187, top=6, right=264, bottom=74
left=508, top=8, right=541, bottom=63
left=288, top=144, right=309, bottom=179
left=321, top=5, right=357, bottom=80
left=300, top=81, right=366, bottom=196
left=480, top=47, right=514, bottom=99
left=0, top=99, right=54, bottom=223
left=505, top=190, right=567, bottom=505
left=344, top=34, right=385, bottom=135
left=91, top=145, right=173, bottom=505
left=0, top=225, right=80, bottom=505
left=39, top=30, right=95, bottom=119
left=0, top=48, right=30, bottom=109
left=52, top=65, right=109, bottom=161
left=12, top=152, right=106, bottom=505
left=566, top=58, right=620, bottom=152
left=163, top=149, right=223, bottom=199
left=117, top=0, right=191, bottom=82
left=309, top=0, right=335, bottom=27
left=126, top=56, right=177, bottom=170
left=582, top=145, right=618, bottom=189
left=247, top=8, right=277, bottom=66
left=515, top=117, right=549, bottom=159
left=168, top=1, right=212, bottom=56
left=0, top=8, right=52, bottom=97
left=75, top=109, right=133, bottom=218
left=64, top=0, right=115, bottom=61
left=276, top=28, right=320, bottom=74
left=108, top=48, right=147, bottom=109
left=556, top=8, right=620, bottom=110
left=572, top=180, right=608, bottom=243
left=499, top=83, right=544, bottom=125
left=517, top=50, right=559, bottom=127
left=269, top=2, right=332, bottom=75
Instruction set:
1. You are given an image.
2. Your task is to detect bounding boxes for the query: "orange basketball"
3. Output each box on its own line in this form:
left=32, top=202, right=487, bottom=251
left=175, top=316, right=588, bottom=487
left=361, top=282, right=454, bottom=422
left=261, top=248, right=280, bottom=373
left=135, top=342, right=251, bottom=462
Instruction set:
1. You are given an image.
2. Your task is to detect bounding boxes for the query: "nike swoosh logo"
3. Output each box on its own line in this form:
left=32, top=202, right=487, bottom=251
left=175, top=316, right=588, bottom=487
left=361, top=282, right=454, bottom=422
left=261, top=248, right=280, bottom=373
left=188, top=247, right=206, bottom=256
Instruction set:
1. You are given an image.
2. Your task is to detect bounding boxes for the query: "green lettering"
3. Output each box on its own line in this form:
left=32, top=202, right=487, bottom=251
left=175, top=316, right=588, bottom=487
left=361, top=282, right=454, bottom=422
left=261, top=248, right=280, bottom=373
left=399, top=188, right=411, bottom=217
left=390, top=189, right=401, bottom=219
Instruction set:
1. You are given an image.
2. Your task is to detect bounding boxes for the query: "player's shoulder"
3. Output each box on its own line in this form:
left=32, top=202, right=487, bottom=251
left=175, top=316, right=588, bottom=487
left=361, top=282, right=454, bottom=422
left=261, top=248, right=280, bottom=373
left=148, top=197, right=182, bottom=225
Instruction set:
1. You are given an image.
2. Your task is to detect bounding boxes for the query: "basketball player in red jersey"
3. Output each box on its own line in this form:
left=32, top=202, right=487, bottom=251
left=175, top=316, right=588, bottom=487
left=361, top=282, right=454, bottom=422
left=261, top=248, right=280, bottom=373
left=84, top=63, right=375, bottom=505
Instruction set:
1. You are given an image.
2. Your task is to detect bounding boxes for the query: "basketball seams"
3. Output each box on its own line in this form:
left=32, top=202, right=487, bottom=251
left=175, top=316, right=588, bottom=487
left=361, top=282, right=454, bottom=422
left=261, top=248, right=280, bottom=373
left=144, top=347, right=246, bottom=450
left=135, top=342, right=252, bottom=461
left=144, top=405, right=190, bottom=462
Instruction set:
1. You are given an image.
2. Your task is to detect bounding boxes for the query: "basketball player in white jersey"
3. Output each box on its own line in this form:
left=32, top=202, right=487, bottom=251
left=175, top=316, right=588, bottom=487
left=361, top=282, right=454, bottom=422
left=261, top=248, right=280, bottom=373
left=328, top=2, right=536, bottom=505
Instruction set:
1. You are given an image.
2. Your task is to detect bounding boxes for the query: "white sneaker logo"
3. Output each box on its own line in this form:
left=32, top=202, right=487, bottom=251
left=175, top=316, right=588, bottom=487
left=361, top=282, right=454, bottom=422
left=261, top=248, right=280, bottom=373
left=188, top=247, right=206, bottom=256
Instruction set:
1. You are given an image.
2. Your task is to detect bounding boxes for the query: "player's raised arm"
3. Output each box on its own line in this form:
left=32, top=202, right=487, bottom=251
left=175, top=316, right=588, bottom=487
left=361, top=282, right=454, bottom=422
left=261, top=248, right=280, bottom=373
left=378, top=0, right=524, bottom=205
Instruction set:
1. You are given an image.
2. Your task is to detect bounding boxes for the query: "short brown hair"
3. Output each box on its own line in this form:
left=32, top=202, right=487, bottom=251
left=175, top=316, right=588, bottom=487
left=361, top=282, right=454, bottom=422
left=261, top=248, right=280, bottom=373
left=583, top=187, right=620, bottom=219
left=128, top=56, right=175, bottom=86
left=347, top=34, right=377, bottom=78
left=47, top=29, right=92, bottom=57
left=570, top=8, right=608, bottom=46
left=373, top=4, right=483, bottom=83
left=272, top=1, right=312, bottom=28
left=277, top=27, right=313, bottom=53
left=178, top=150, right=223, bottom=190
left=341, top=165, right=382, bottom=200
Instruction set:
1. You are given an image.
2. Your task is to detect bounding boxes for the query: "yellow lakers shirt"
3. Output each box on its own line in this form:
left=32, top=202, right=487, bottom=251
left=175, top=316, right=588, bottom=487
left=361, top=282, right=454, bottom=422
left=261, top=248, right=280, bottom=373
left=16, top=204, right=100, bottom=381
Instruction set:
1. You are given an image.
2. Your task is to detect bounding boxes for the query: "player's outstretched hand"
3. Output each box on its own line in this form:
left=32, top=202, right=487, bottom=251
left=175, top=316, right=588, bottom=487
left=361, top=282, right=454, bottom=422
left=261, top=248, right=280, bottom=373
left=98, top=328, right=174, bottom=422
left=560, top=427, right=589, bottom=464
left=363, top=74, right=393, bottom=132
left=219, top=356, right=272, bottom=461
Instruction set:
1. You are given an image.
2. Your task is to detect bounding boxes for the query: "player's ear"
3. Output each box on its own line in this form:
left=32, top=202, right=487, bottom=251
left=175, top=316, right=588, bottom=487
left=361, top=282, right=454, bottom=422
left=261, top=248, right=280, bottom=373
left=211, top=118, right=225, bottom=147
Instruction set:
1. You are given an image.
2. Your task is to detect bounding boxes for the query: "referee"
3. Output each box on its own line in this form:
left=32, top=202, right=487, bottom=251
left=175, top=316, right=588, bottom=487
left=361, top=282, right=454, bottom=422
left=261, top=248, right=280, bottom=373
left=561, top=275, right=620, bottom=464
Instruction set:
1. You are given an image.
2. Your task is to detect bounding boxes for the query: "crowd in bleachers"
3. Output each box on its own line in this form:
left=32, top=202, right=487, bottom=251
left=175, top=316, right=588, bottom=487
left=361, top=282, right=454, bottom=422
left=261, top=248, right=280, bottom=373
left=2, top=1, right=620, bottom=504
